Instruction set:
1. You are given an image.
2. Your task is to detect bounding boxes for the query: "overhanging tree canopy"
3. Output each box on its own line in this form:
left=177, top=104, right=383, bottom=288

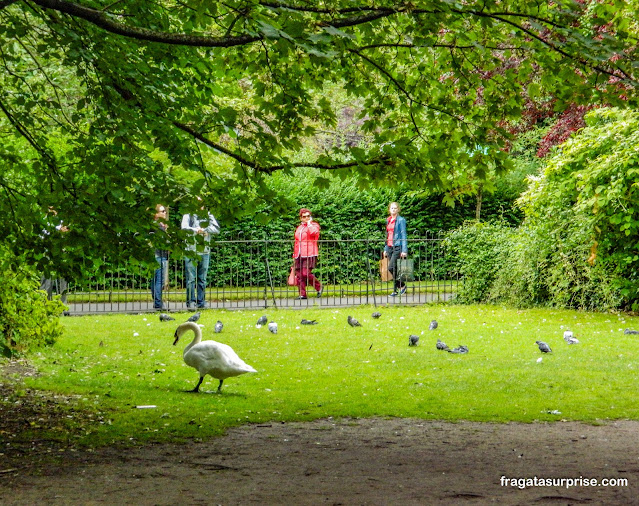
left=1, top=0, right=637, bottom=274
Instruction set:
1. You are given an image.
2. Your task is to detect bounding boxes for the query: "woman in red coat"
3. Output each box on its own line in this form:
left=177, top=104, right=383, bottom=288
left=293, top=208, right=323, bottom=299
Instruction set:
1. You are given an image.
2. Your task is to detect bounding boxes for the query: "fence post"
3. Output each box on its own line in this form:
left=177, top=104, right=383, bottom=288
left=264, top=237, right=277, bottom=308
left=366, top=237, right=377, bottom=307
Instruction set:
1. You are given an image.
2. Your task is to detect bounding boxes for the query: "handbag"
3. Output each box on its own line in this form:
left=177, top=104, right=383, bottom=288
left=379, top=257, right=393, bottom=282
left=396, top=258, right=415, bottom=282
left=287, top=264, right=297, bottom=286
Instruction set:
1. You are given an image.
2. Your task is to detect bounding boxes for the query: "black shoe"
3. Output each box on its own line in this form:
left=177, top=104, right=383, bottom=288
left=296, top=296, right=307, bottom=300
left=186, top=303, right=195, bottom=309
left=197, top=302, right=209, bottom=309
left=317, top=286, right=324, bottom=298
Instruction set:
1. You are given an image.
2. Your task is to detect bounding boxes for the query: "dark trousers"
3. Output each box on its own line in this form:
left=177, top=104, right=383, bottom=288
left=295, top=256, right=321, bottom=297
left=384, top=245, right=405, bottom=291
left=40, top=276, right=68, bottom=304
left=151, top=256, right=167, bottom=309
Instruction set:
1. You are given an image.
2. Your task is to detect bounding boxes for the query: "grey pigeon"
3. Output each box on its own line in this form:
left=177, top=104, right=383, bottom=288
left=409, top=335, right=419, bottom=346
left=563, top=330, right=579, bottom=344
left=624, top=328, right=639, bottom=335
left=429, top=320, right=438, bottom=330
left=268, top=322, right=278, bottom=334
left=448, top=345, right=468, bottom=354
left=159, top=313, right=175, bottom=322
left=436, top=339, right=449, bottom=351
left=301, top=319, right=317, bottom=325
left=187, top=311, right=201, bottom=323
left=214, top=320, right=223, bottom=333
left=256, top=315, right=268, bottom=327
left=372, top=312, right=382, bottom=319
left=536, top=340, right=552, bottom=353
left=347, top=316, right=362, bottom=327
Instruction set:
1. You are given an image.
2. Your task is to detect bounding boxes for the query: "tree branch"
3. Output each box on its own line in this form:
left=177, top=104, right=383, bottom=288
left=28, top=0, right=408, bottom=47
left=172, top=120, right=388, bottom=173
left=0, top=96, right=78, bottom=198
left=29, top=0, right=262, bottom=47
left=358, top=42, right=523, bottom=51
left=348, top=47, right=473, bottom=128
left=28, top=0, right=628, bottom=86
left=466, top=10, right=631, bottom=81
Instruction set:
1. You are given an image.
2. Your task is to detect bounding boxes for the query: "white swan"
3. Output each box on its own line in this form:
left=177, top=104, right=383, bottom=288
left=173, top=322, right=257, bottom=393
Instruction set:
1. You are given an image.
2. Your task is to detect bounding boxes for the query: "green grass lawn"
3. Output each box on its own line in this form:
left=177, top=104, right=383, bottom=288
left=8, top=304, right=639, bottom=448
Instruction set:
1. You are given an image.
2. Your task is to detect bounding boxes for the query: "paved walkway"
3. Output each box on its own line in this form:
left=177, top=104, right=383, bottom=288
left=65, top=291, right=454, bottom=314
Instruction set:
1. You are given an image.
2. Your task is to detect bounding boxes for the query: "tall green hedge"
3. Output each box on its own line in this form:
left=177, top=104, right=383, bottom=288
left=209, top=169, right=523, bottom=240
left=201, top=170, right=524, bottom=286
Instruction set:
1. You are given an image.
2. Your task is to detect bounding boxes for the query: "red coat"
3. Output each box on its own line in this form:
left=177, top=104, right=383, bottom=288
left=293, top=221, right=320, bottom=258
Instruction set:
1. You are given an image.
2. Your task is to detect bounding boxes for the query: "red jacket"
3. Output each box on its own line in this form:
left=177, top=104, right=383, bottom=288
left=293, top=221, right=320, bottom=258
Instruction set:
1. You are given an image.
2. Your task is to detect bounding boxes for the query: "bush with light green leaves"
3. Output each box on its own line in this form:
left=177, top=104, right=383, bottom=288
left=0, top=250, right=65, bottom=358
left=450, top=108, right=638, bottom=311
left=515, top=108, right=639, bottom=310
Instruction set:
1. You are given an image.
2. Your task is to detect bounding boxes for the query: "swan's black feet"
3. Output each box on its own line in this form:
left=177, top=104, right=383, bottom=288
left=186, top=387, right=200, bottom=393
left=187, top=377, right=204, bottom=393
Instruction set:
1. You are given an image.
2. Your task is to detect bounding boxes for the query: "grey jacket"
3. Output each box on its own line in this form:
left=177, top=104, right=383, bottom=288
left=181, top=213, right=220, bottom=254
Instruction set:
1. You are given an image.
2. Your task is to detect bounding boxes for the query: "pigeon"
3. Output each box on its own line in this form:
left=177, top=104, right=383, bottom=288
left=429, top=320, right=438, bottom=330
left=536, top=340, right=552, bottom=353
left=448, top=345, right=468, bottom=354
left=372, top=312, right=382, bottom=319
left=301, top=319, right=318, bottom=325
left=214, top=320, right=223, bottom=333
left=268, top=322, right=278, bottom=334
left=436, top=339, right=449, bottom=351
left=624, top=329, right=639, bottom=335
left=159, top=313, right=175, bottom=322
left=187, top=311, right=201, bottom=323
left=409, top=334, right=419, bottom=346
left=563, top=330, right=579, bottom=344
left=347, top=316, right=362, bottom=327
left=256, top=315, right=268, bottom=327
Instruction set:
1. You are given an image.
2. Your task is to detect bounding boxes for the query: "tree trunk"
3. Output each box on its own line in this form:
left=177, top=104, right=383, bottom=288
left=475, top=185, right=483, bottom=221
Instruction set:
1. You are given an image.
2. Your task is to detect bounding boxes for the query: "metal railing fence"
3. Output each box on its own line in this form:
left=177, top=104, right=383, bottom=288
left=62, top=234, right=458, bottom=313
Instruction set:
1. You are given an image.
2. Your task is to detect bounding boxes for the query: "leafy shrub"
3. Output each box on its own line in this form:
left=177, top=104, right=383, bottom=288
left=446, top=108, right=637, bottom=311
left=489, top=224, right=623, bottom=310
left=0, top=255, right=65, bottom=358
left=443, top=221, right=516, bottom=303
left=516, top=108, right=638, bottom=310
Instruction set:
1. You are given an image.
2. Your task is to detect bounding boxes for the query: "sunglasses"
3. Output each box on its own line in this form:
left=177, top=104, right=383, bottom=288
left=301, top=214, right=311, bottom=218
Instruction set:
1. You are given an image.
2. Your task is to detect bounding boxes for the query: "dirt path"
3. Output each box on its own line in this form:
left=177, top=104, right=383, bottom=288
left=2, top=361, right=637, bottom=504
left=2, top=417, right=638, bottom=505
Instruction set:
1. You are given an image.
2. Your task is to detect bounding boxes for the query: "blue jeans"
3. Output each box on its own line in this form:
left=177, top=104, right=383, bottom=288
left=185, top=253, right=210, bottom=307
left=152, top=256, right=168, bottom=309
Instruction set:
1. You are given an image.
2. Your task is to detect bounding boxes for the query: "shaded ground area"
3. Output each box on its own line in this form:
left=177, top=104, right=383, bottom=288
left=2, top=362, right=638, bottom=504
